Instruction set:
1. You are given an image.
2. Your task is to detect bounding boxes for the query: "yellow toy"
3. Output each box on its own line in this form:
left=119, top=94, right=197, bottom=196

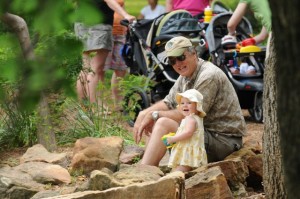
left=161, top=132, right=176, bottom=149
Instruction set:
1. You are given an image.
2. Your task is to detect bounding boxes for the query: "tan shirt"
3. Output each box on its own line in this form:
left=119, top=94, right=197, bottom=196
left=163, top=59, right=246, bottom=137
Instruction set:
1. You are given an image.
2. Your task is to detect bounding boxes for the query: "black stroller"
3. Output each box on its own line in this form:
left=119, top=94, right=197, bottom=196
left=121, top=10, right=203, bottom=126
left=205, top=12, right=265, bottom=122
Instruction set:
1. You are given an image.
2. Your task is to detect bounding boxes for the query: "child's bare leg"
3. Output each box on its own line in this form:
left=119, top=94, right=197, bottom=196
left=174, top=165, right=192, bottom=172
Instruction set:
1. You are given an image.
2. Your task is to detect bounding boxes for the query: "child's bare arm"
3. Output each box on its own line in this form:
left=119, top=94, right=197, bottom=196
left=167, top=116, right=197, bottom=144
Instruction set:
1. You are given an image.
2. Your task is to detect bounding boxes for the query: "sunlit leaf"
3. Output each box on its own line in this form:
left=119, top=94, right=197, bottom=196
left=11, top=0, right=39, bottom=14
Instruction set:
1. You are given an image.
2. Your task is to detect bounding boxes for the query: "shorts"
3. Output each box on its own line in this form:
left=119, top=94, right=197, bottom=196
left=204, top=130, right=242, bottom=163
left=74, top=23, right=113, bottom=52
left=104, top=35, right=127, bottom=71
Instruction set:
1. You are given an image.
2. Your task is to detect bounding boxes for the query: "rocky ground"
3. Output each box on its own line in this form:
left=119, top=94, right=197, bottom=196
left=0, top=109, right=263, bottom=164
left=0, top=109, right=264, bottom=197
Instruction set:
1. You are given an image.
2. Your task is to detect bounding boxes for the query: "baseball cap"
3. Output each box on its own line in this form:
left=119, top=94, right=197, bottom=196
left=165, top=36, right=192, bottom=57
left=176, top=89, right=206, bottom=118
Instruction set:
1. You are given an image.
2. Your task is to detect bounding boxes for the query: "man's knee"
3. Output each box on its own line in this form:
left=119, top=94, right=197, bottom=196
left=155, top=117, right=178, bottom=133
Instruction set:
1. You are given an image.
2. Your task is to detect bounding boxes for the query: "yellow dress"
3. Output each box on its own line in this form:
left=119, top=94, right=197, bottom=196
left=168, top=114, right=207, bottom=169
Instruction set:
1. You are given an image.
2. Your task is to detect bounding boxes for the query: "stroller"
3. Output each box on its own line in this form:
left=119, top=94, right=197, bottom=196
left=121, top=10, right=203, bottom=126
left=205, top=12, right=265, bottom=122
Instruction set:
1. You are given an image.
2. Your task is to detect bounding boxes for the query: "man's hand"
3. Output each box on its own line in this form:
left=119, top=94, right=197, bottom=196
left=133, top=111, right=155, bottom=144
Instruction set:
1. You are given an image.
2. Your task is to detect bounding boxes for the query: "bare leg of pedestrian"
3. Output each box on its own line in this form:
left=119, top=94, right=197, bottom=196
left=76, top=49, right=109, bottom=104
left=111, top=70, right=127, bottom=110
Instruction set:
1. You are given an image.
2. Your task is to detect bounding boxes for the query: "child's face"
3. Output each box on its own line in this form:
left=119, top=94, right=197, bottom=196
left=179, top=97, right=198, bottom=116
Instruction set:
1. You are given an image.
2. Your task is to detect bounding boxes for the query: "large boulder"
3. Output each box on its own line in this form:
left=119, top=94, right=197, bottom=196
left=71, top=137, right=123, bottom=174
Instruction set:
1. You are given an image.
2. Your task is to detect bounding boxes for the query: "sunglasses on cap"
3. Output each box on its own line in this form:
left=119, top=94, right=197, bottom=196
left=167, top=54, right=186, bottom=65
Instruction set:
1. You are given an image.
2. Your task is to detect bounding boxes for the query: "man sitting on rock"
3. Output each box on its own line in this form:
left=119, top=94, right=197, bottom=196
left=133, top=36, right=246, bottom=165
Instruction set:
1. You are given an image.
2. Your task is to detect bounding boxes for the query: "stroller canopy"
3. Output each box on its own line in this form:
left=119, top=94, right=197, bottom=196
left=155, top=10, right=202, bottom=36
left=206, top=12, right=253, bottom=53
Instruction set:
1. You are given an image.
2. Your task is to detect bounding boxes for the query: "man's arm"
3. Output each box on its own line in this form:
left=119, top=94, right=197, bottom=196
left=133, top=100, right=184, bottom=144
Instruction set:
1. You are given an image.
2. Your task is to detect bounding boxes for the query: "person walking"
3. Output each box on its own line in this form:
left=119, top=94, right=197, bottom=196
left=104, top=0, right=129, bottom=110
left=75, top=0, right=135, bottom=109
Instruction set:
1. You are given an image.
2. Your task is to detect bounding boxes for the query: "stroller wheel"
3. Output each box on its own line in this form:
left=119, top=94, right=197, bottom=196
left=248, top=93, right=263, bottom=123
left=123, top=87, right=150, bottom=127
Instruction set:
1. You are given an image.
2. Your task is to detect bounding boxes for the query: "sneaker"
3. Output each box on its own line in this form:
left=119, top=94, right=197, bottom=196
left=221, top=35, right=237, bottom=49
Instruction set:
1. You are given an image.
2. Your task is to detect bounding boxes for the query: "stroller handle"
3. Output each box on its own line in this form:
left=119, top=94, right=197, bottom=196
left=120, top=19, right=130, bottom=27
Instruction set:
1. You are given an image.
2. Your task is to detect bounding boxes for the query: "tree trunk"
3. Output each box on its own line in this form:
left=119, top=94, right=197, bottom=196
left=263, top=35, right=286, bottom=199
left=270, top=0, right=300, bottom=197
left=1, top=13, right=34, bottom=60
left=37, top=92, right=57, bottom=152
left=1, top=13, right=57, bottom=151
left=265, top=0, right=300, bottom=197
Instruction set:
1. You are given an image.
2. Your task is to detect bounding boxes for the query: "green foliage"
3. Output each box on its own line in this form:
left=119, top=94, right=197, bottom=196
left=0, top=0, right=99, bottom=148
left=0, top=83, right=37, bottom=150
left=119, top=74, right=152, bottom=95
left=126, top=0, right=153, bottom=17
left=0, top=0, right=155, bottom=149
left=221, top=0, right=239, bottom=11
left=56, top=98, right=135, bottom=146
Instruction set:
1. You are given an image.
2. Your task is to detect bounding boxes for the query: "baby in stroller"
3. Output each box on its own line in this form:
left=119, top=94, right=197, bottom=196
left=121, top=10, right=204, bottom=126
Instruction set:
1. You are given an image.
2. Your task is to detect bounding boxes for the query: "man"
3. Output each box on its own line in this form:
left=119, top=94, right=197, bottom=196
left=133, top=36, right=246, bottom=165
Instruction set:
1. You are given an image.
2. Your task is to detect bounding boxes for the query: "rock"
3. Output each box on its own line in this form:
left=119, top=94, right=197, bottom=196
left=113, top=164, right=164, bottom=185
left=207, top=158, right=249, bottom=190
left=185, top=166, right=234, bottom=199
left=42, top=171, right=185, bottom=199
left=0, top=129, right=265, bottom=198
left=119, top=145, right=144, bottom=164
left=20, top=144, right=69, bottom=168
left=226, top=148, right=263, bottom=190
left=71, top=137, right=123, bottom=174
left=16, top=162, right=71, bottom=184
left=31, top=190, right=60, bottom=199
left=88, top=170, right=123, bottom=191
left=6, top=186, right=37, bottom=199
left=0, top=166, right=44, bottom=198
